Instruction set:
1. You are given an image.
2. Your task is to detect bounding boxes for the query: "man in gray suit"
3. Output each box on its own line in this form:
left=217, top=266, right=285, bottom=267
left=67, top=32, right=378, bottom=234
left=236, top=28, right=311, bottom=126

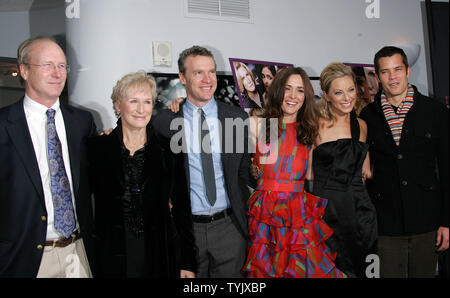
left=153, top=46, right=255, bottom=277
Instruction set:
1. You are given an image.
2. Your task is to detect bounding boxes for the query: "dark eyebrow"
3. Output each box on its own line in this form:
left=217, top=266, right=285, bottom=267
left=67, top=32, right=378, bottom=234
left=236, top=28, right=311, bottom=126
left=285, top=84, right=304, bottom=88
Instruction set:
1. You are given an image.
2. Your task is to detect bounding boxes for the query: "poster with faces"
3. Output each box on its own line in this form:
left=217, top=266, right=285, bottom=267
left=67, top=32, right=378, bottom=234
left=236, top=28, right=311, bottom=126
left=151, top=73, right=239, bottom=111
left=344, top=63, right=380, bottom=116
left=229, top=58, right=293, bottom=114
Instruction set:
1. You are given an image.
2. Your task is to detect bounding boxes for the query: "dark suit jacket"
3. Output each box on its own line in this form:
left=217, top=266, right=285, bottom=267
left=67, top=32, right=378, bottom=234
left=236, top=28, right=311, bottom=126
left=87, top=121, right=196, bottom=277
left=152, top=100, right=255, bottom=237
left=0, top=98, right=97, bottom=277
left=359, top=85, right=449, bottom=236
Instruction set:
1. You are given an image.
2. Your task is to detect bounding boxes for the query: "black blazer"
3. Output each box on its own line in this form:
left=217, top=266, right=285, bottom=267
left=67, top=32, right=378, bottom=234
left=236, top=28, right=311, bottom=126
left=87, top=121, right=196, bottom=277
left=360, top=85, right=449, bottom=236
left=0, top=98, right=97, bottom=277
left=152, top=100, right=256, bottom=238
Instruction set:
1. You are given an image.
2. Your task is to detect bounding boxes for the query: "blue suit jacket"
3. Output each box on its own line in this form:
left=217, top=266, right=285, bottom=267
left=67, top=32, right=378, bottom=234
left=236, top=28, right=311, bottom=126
left=0, top=98, right=97, bottom=277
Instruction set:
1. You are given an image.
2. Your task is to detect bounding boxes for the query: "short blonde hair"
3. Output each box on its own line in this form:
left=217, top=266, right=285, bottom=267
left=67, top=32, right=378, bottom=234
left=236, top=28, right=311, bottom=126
left=111, top=71, right=157, bottom=106
left=317, top=62, right=355, bottom=125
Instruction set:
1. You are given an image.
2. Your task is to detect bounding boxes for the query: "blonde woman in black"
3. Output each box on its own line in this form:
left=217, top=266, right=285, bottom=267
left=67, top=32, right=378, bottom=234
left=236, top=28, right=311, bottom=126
left=308, top=62, right=377, bottom=278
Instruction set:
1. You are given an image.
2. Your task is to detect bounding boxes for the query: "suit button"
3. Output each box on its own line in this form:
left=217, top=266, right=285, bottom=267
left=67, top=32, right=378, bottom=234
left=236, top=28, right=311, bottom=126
left=41, top=216, right=46, bottom=221
left=37, top=244, right=43, bottom=250
left=402, top=180, right=408, bottom=186
left=397, top=154, right=403, bottom=160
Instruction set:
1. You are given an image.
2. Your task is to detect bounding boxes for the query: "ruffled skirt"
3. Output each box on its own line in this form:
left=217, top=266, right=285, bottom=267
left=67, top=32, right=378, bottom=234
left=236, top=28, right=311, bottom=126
left=243, top=190, right=346, bottom=278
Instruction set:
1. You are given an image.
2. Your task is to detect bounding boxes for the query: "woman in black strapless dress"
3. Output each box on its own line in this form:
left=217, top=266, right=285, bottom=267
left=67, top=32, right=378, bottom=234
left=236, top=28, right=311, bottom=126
left=309, top=63, right=378, bottom=278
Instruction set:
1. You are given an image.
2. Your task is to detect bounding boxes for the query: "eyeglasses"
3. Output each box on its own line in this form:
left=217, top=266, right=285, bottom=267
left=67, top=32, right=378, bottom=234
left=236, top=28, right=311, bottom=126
left=24, top=63, right=70, bottom=73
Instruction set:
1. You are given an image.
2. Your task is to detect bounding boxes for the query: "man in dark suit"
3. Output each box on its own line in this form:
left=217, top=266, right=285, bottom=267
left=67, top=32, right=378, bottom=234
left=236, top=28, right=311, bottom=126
left=0, top=36, right=96, bottom=277
left=153, top=46, right=255, bottom=277
left=360, top=46, right=448, bottom=277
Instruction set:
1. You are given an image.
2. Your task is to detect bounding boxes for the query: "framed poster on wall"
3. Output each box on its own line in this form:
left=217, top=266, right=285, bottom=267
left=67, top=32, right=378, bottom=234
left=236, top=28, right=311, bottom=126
left=343, top=63, right=379, bottom=115
left=150, top=73, right=240, bottom=111
left=229, top=58, right=293, bottom=114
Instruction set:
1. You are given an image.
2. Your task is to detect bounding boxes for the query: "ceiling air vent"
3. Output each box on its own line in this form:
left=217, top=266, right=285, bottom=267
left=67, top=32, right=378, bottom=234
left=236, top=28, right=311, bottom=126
left=185, top=0, right=253, bottom=23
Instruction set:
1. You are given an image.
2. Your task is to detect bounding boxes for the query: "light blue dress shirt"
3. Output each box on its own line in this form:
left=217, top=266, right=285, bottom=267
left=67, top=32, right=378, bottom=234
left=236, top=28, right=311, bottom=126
left=183, top=97, right=231, bottom=215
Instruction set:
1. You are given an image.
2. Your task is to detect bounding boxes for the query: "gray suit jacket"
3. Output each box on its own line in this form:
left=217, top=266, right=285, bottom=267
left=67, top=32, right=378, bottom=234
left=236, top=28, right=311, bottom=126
left=152, top=100, right=255, bottom=237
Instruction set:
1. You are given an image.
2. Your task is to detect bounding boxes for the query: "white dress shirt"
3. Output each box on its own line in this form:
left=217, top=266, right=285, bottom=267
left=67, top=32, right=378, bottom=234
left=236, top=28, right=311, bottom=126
left=23, top=95, right=78, bottom=240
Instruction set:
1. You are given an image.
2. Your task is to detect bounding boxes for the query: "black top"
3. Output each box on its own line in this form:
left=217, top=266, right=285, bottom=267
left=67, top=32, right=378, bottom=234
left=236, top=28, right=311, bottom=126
left=241, top=89, right=265, bottom=109
left=120, top=137, right=146, bottom=239
left=312, top=112, right=378, bottom=277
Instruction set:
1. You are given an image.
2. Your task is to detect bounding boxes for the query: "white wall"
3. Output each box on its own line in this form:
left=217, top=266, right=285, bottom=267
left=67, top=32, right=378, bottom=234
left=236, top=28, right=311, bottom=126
left=0, top=6, right=65, bottom=56
left=0, top=0, right=440, bottom=129
left=0, top=6, right=66, bottom=108
left=0, top=11, right=30, bottom=57
left=65, top=0, right=433, bottom=129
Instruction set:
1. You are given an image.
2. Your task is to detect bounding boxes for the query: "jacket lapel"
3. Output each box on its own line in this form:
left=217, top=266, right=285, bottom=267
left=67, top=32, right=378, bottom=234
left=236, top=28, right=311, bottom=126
left=110, top=125, right=125, bottom=190
left=373, top=95, right=399, bottom=149
left=216, top=103, right=228, bottom=175
left=6, top=99, right=45, bottom=206
left=179, top=108, right=191, bottom=189
left=398, top=90, right=420, bottom=149
left=60, top=103, right=81, bottom=199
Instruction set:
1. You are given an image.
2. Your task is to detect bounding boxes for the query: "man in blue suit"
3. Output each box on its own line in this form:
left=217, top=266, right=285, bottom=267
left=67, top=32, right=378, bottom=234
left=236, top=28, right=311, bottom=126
left=0, top=36, right=96, bottom=277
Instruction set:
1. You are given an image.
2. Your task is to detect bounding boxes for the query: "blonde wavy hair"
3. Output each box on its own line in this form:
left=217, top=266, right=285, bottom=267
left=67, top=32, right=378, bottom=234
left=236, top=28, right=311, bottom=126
left=111, top=71, right=157, bottom=115
left=317, top=62, right=355, bottom=127
left=233, top=62, right=256, bottom=94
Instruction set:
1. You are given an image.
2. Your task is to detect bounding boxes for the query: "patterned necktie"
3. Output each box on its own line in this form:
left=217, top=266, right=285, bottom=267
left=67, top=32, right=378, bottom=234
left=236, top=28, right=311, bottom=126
left=198, top=108, right=216, bottom=206
left=46, top=109, right=76, bottom=238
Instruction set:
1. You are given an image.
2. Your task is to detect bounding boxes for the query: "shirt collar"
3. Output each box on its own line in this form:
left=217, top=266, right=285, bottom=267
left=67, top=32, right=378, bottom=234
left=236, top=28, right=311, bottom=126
left=24, top=94, right=61, bottom=118
left=184, top=96, right=217, bottom=117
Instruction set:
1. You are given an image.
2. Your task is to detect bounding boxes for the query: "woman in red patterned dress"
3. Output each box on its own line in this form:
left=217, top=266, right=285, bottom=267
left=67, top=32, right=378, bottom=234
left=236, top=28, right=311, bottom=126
left=244, top=67, right=346, bottom=278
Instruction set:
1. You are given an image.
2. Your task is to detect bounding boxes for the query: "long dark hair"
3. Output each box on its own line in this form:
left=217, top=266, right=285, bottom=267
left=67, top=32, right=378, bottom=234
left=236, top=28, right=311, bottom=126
left=262, top=67, right=318, bottom=146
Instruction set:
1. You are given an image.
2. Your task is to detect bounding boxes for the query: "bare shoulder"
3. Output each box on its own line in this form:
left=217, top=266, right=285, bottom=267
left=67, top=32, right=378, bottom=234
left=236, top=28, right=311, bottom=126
left=357, top=117, right=367, bottom=131
left=357, top=117, right=368, bottom=140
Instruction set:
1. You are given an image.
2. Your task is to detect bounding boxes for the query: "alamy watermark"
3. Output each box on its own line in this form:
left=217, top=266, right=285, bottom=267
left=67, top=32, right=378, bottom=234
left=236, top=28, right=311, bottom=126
left=169, top=117, right=280, bottom=165
left=365, top=254, right=380, bottom=278
left=365, top=0, right=380, bottom=19
left=65, top=253, right=81, bottom=278
left=65, top=1, right=380, bottom=20
left=65, top=0, right=80, bottom=19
